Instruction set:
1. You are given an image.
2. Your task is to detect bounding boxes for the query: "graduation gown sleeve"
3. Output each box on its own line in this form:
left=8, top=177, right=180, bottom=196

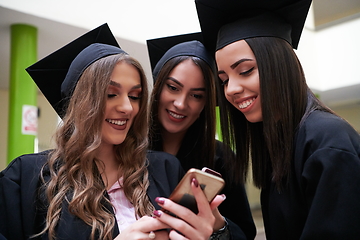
left=0, top=151, right=48, bottom=239
left=0, top=150, right=183, bottom=240
left=146, top=150, right=185, bottom=209
left=261, top=110, right=360, bottom=240
left=295, top=111, right=360, bottom=239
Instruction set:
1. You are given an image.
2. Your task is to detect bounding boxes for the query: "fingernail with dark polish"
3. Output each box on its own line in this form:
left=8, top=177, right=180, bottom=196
left=153, top=210, right=162, bottom=217
left=155, top=197, right=165, bottom=205
left=191, top=178, right=199, bottom=188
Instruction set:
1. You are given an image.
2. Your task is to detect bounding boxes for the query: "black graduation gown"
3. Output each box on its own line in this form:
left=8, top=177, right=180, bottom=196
left=214, top=141, right=256, bottom=240
left=177, top=140, right=257, bottom=240
left=0, top=150, right=183, bottom=240
left=261, top=110, right=360, bottom=240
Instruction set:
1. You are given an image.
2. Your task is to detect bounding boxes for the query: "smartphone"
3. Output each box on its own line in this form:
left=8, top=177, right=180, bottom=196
left=167, top=167, right=225, bottom=214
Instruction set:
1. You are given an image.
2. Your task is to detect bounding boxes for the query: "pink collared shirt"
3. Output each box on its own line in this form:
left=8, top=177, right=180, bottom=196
left=107, top=178, right=137, bottom=232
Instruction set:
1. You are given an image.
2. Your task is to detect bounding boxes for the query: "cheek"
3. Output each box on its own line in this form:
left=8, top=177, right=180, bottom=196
left=104, top=103, right=112, bottom=115
left=158, top=91, right=172, bottom=109
left=193, top=101, right=206, bottom=118
left=223, top=87, right=231, bottom=101
left=252, top=76, right=260, bottom=90
left=159, top=91, right=166, bottom=104
left=131, top=102, right=140, bottom=117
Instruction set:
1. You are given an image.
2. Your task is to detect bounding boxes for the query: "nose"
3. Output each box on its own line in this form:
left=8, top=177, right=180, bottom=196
left=173, top=94, right=187, bottom=110
left=225, top=78, right=243, bottom=97
left=116, top=96, right=133, bottom=114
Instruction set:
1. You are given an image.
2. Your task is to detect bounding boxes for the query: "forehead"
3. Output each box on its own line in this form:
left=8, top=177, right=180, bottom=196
left=216, top=40, right=253, bottom=56
left=111, top=61, right=140, bottom=79
left=215, top=40, right=256, bottom=67
left=168, top=59, right=205, bottom=87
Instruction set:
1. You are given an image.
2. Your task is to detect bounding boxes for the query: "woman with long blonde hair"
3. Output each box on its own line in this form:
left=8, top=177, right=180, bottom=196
left=0, top=24, right=223, bottom=240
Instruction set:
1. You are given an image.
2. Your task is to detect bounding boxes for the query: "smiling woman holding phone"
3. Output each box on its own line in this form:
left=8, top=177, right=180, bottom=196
left=147, top=33, right=256, bottom=240
left=0, top=24, right=224, bottom=240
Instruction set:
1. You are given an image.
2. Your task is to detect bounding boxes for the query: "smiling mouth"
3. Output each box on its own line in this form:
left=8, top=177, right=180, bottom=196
left=106, top=119, right=126, bottom=126
left=168, top=110, right=185, bottom=119
left=238, top=98, right=256, bottom=109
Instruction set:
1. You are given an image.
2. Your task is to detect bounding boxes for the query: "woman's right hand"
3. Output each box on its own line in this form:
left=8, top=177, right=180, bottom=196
left=114, top=216, right=169, bottom=240
left=152, top=178, right=226, bottom=240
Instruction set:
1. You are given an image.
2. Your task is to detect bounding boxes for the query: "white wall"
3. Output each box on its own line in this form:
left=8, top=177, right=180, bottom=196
left=0, top=0, right=201, bottom=44
left=297, top=17, right=360, bottom=91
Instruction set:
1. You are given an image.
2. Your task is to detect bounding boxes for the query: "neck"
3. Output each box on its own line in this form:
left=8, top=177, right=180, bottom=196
left=96, top=144, right=121, bottom=190
left=161, top=128, right=187, bottom=156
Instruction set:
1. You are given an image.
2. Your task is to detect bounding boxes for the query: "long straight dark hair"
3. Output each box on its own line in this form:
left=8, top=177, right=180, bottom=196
left=149, top=56, right=217, bottom=171
left=218, top=37, right=334, bottom=189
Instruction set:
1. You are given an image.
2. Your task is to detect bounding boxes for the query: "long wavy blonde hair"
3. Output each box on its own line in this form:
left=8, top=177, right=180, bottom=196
left=39, top=53, right=153, bottom=239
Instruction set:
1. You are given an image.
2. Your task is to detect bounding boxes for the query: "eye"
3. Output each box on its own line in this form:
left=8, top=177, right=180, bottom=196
left=107, top=94, right=117, bottom=98
left=129, top=95, right=141, bottom=100
left=191, top=93, right=204, bottom=100
left=221, top=79, right=229, bottom=87
left=240, top=67, right=254, bottom=76
left=218, top=73, right=228, bottom=87
left=166, top=83, right=178, bottom=91
left=129, top=89, right=142, bottom=100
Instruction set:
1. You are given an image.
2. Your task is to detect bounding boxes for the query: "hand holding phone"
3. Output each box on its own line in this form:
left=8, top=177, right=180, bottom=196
left=167, top=167, right=225, bottom=213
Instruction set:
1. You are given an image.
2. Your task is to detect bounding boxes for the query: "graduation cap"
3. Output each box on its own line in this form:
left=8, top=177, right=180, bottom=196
left=26, top=23, right=126, bottom=118
left=195, top=0, right=312, bottom=52
left=146, top=32, right=214, bottom=81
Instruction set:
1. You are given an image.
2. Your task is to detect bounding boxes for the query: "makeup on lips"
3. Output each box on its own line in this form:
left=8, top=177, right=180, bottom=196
left=234, top=96, right=257, bottom=112
left=167, top=110, right=186, bottom=123
left=106, top=118, right=127, bottom=130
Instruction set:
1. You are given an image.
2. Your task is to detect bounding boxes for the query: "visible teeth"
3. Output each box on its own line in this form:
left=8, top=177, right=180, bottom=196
left=107, top=119, right=126, bottom=126
left=239, top=98, right=255, bottom=109
left=169, top=111, right=185, bottom=119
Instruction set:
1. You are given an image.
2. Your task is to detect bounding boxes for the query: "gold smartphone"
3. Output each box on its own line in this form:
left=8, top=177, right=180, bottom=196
left=167, top=167, right=225, bottom=213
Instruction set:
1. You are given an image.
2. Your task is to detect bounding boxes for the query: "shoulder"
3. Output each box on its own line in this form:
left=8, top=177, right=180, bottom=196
left=1, top=150, right=50, bottom=181
left=215, top=140, right=233, bottom=155
left=214, top=140, right=235, bottom=165
left=0, top=151, right=50, bottom=235
left=146, top=150, right=184, bottom=180
left=303, top=110, right=353, bottom=131
left=147, top=150, right=182, bottom=168
left=297, top=110, right=360, bottom=152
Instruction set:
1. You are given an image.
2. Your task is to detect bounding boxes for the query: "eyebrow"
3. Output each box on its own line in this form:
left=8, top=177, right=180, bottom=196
left=218, top=58, right=254, bottom=75
left=167, top=77, right=205, bottom=91
left=109, top=80, right=121, bottom=88
left=109, top=80, right=142, bottom=90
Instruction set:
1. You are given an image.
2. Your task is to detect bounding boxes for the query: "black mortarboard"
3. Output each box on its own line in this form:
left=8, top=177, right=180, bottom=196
left=195, top=0, right=312, bottom=52
left=26, top=23, right=126, bottom=118
left=146, top=32, right=214, bottom=81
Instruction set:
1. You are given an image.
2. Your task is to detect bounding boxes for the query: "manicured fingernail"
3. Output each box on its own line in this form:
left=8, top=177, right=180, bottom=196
left=221, top=194, right=226, bottom=200
left=155, top=197, right=165, bottom=205
left=153, top=210, right=162, bottom=217
left=191, top=178, right=199, bottom=188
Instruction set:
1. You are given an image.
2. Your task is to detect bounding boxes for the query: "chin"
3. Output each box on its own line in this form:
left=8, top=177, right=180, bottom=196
left=111, top=137, right=127, bottom=145
left=113, top=141, right=125, bottom=146
left=164, top=128, right=182, bottom=134
left=245, top=115, right=263, bottom=123
left=162, top=124, right=184, bottom=134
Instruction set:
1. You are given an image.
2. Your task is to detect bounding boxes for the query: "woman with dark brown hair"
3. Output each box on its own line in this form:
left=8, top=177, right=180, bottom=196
left=196, top=0, right=360, bottom=239
left=147, top=35, right=256, bottom=240
left=0, top=24, right=223, bottom=240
